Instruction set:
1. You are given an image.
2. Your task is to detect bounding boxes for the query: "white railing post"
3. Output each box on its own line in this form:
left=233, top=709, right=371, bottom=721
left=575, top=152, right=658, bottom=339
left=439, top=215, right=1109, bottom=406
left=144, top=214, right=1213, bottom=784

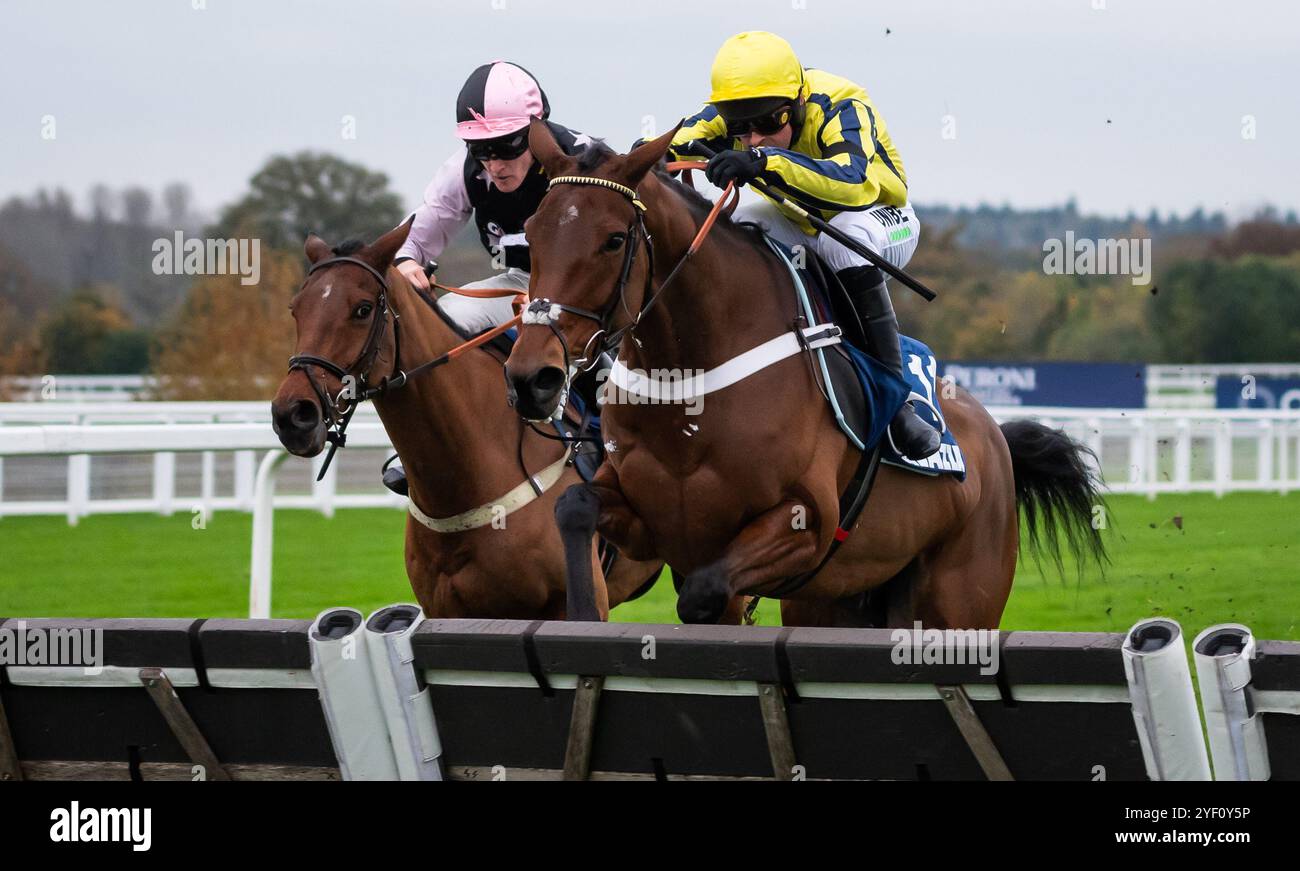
left=249, top=449, right=290, bottom=620
left=234, top=450, right=255, bottom=510
left=1085, top=417, right=1103, bottom=483
left=1284, top=423, right=1294, bottom=499
left=200, top=450, right=215, bottom=517
left=1293, top=423, right=1300, bottom=494
left=153, top=451, right=176, bottom=516
left=1129, top=419, right=1146, bottom=494
left=67, top=453, right=90, bottom=526
left=1174, top=418, right=1191, bottom=492
left=1146, top=421, right=1159, bottom=501
left=1256, top=420, right=1273, bottom=491
left=1214, top=418, right=1231, bottom=498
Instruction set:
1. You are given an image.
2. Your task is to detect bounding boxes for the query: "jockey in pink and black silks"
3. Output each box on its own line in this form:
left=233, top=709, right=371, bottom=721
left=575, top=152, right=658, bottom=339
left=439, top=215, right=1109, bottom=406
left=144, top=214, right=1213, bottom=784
left=380, top=62, right=602, bottom=496
left=393, top=61, right=593, bottom=334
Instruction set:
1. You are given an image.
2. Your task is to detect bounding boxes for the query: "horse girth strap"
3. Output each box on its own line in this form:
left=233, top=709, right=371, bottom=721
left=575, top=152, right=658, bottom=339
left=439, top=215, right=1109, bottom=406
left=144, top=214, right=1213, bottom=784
left=407, top=445, right=574, bottom=533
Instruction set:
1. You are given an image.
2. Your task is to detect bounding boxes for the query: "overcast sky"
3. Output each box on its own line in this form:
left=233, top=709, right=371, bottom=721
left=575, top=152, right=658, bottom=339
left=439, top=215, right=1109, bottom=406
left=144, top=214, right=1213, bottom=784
left=4, top=0, right=1296, bottom=221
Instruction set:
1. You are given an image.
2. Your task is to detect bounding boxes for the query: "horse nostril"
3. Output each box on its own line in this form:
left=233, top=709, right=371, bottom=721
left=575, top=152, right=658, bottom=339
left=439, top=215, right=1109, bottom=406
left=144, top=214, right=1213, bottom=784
left=532, top=367, right=567, bottom=396
left=289, top=399, right=319, bottom=429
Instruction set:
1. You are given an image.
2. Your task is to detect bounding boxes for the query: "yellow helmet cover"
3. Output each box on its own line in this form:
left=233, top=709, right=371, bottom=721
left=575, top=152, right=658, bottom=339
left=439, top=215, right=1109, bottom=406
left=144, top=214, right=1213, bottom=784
left=709, top=31, right=805, bottom=104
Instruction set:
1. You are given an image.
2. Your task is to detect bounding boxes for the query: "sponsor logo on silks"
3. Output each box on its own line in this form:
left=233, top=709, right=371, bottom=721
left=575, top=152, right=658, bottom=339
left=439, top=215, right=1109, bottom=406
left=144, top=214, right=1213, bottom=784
left=49, top=802, right=151, bottom=851
left=887, top=226, right=913, bottom=243
left=872, top=206, right=907, bottom=228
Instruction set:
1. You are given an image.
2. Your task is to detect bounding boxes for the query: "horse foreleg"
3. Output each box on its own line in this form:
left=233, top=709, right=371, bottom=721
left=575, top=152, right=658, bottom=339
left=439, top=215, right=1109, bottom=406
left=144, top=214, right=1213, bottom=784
left=554, top=466, right=654, bottom=621
left=554, top=483, right=608, bottom=621
left=676, top=499, right=821, bottom=624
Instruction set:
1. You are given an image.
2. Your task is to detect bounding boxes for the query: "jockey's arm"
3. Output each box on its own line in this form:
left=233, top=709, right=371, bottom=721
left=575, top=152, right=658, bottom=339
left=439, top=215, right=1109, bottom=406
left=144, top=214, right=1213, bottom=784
left=395, top=146, right=474, bottom=278
left=667, top=105, right=735, bottom=163
left=754, top=99, right=882, bottom=212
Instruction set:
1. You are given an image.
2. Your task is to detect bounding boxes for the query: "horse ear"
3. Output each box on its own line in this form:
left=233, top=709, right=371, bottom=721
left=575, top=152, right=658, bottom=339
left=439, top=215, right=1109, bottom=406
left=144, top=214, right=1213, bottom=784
left=528, top=117, right=572, bottom=176
left=620, top=122, right=682, bottom=186
left=361, top=217, right=414, bottom=270
left=304, top=234, right=332, bottom=264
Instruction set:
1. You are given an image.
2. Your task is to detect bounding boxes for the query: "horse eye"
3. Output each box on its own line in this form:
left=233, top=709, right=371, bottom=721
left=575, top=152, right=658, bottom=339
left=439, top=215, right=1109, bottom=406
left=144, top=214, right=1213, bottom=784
left=604, top=233, right=626, bottom=252
left=353, top=302, right=374, bottom=319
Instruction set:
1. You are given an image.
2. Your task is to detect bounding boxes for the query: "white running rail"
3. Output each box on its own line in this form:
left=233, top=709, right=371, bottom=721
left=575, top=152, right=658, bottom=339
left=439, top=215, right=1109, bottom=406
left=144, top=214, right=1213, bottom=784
left=0, top=420, right=398, bottom=619
left=2, top=407, right=1298, bottom=617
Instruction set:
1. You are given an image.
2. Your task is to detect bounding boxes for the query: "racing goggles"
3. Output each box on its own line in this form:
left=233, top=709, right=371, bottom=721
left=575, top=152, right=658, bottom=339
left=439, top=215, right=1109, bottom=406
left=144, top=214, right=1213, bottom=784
left=723, top=102, right=795, bottom=138
left=468, top=131, right=530, bottom=162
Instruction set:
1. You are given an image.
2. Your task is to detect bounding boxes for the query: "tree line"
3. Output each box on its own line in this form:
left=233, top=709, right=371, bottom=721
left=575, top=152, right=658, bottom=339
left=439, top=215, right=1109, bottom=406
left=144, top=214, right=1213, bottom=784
left=1, top=151, right=1297, bottom=400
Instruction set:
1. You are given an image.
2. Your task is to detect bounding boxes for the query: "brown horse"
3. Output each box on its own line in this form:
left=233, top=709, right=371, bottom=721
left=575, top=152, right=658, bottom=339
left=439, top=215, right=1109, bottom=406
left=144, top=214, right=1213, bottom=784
left=271, top=220, right=662, bottom=619
left=503, top=120, right=1105, bottom=628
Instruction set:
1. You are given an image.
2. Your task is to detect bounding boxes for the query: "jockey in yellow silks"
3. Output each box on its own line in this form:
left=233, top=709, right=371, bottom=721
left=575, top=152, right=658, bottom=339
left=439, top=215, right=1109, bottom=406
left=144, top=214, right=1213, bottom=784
left=668, top=31, right=939, bottom=460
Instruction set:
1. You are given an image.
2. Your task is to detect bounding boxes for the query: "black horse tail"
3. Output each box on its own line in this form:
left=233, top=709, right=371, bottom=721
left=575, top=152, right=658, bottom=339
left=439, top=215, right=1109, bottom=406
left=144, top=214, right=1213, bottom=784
left=1000, top=419, right=1109, bottom=579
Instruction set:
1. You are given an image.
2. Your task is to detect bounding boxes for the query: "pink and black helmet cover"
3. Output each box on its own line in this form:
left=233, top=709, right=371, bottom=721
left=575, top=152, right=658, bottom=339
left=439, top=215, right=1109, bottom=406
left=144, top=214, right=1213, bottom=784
left=455, top=60, right=551, bottom=143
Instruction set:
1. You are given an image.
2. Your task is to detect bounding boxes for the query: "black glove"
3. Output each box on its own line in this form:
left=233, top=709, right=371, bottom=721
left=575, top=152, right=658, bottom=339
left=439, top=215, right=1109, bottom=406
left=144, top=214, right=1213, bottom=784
left=705, top=147, right=767, bottom=188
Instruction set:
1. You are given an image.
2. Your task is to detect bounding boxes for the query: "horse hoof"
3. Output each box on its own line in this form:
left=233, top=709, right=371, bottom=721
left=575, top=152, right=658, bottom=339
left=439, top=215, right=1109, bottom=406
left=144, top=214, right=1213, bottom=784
left=676, top=565, right=731, bottom=624
left=555, top=484, right=599, bottom=534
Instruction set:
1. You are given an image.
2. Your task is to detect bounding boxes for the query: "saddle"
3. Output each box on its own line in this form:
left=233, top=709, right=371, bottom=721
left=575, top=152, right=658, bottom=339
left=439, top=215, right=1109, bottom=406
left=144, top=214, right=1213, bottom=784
left=780, top=241, right=967, bottom=479
left=750, top=237, right=963, bottom=600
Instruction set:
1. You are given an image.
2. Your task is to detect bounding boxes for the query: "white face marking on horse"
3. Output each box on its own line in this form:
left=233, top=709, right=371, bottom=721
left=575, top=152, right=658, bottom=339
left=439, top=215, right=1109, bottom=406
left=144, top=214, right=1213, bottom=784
left=558, top=204, right=579, bottom=226
left=321, top=282, right=333, bottom=300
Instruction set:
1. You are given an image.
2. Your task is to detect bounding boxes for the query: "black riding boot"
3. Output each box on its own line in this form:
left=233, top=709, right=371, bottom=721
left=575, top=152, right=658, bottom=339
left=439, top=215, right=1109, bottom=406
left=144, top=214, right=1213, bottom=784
left=838, top=264, right=941, bottom=460
left=381, top=454, right=408, bottom=496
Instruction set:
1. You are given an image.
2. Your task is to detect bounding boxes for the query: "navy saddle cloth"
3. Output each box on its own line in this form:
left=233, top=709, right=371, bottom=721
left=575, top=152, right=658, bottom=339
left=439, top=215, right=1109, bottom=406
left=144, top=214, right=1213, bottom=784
left=780, top=244, right=967, bottom=480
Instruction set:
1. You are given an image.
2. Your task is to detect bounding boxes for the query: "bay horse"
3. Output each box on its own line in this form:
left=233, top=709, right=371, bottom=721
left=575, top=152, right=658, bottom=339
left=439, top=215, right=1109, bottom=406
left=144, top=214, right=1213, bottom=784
left=503, top=120, right=1106, bottom=627
left=271, top=220, right=663, bottom=619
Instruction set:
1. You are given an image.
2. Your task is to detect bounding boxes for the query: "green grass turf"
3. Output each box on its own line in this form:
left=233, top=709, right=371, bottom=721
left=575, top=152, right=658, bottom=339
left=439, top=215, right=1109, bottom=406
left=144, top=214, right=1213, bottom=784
left=1, top=493, right=1296, bottom=638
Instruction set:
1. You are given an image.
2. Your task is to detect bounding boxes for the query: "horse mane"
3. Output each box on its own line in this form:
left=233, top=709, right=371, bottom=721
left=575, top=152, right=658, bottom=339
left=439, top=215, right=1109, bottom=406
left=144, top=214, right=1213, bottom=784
left=572, top=141, right=765, bottom=245
left=650, top=166, right=765, bottom=244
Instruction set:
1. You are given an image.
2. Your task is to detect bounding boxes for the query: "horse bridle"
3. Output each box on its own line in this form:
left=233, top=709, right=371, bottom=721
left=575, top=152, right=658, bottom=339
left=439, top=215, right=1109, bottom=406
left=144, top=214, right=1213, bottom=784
left=287, top=255, right=410, bottom=478
left=522, top=176, right=657, bottom=375
left=523, top=171, right=723, bottom=384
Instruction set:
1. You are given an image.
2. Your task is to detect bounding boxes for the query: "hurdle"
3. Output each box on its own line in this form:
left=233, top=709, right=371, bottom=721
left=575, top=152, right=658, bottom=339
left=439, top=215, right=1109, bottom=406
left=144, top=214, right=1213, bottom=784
left=1192, top=623, right=1300, bottom=781
left=414, top=617, right=1203, bottom=781
left=0, top=616, right=338, bottom=780
left=2, top=612, right=1298, bottom=781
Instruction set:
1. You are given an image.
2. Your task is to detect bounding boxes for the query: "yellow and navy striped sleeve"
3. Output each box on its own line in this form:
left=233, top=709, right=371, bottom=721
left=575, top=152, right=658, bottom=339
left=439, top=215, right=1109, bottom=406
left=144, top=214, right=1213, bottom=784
left=758, top=98, right=897, bottom=213
left=668, top=105, right=735, bottom=163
